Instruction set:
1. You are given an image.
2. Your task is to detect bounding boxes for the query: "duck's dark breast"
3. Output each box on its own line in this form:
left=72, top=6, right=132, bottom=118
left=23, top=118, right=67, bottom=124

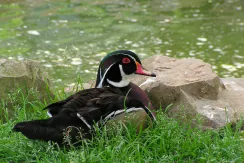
left=121, top=82, right=156, bottom=116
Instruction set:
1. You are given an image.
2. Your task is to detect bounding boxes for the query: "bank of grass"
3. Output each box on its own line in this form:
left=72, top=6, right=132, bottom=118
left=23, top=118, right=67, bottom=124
left=0, top=87, right=244, bottom=163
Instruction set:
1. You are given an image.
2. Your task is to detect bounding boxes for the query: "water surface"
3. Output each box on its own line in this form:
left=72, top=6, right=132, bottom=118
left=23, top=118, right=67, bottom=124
left=0, top=0, right=243, bottom=88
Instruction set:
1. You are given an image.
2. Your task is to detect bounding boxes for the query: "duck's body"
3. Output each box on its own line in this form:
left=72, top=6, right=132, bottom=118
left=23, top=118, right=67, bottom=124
left=14, top=87, right=154, bottom=144
left=13, top=50, right=156, bottom=144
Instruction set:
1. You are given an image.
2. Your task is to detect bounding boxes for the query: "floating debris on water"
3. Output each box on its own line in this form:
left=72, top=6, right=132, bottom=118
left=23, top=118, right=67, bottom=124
left=139, top=53, right=147, bottom=57
left=71, top=58, right=82, bottom=65
left=59, top=64, right=70, bottom=67
left=236, top=6, right=242, bottom=11
left=189, top=50, right=196, bottom=56
left=95, top=52, right=106, bottom=57
left=196, top=42, right=204, bottom=46
left=128, top=18, right=137, bottom=22
left=153, top=38, right=162, bottom=45
left=58, top=20, right=68, bottom=23
left=58, top=48, right=66, bottom=51
left=197, top=37, right=207, bottom=42
left=212, top=65, right=217, bottom=70
left=89, top=61, right=94, bottom=65
left=125, top=40, right=132, bottom=44
left=44, top=51, right=51, bottom=55
left=53, top=57, right=63, bottom=62
left=27, top=30, right=40, bottom=35
left=43, top=64, right=53, bottom=68
left=55, top=79, right=62, bottom=82
left=235, top=55, right=243, bottom=59
left=234, top=62, right=244, bottom=69
left=213, top=48, right=223, bottom=52
left=72, top=45, right=79, bottom=51
left=221, top=64, right=236, bottom=72
left=132, top=43, right=140, bottom=47
left=44, top=40, right=51, bottom=44
left=17, top=56, right=24, bottom=60
left=209, top=45, right=213, bottom=49
left=159, top=19, right=171, bottom=23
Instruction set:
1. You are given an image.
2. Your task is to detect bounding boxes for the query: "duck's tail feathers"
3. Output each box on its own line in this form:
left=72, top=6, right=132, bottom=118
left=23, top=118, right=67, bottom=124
left=13, top=119, right=63, bottom=143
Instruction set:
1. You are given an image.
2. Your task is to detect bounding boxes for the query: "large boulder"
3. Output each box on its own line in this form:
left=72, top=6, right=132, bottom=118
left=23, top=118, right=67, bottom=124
left=131, top=55, right=244, bottom=129
left=0, top=59, right=52, bottom=121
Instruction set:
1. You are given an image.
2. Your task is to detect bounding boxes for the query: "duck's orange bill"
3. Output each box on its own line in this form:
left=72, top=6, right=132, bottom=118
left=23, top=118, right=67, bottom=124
left=135, top=61, right=156, bottom=77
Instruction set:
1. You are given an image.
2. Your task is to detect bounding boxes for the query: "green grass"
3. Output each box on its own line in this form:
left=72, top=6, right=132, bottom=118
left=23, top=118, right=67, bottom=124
left=1, top=87, right=244, bottom=163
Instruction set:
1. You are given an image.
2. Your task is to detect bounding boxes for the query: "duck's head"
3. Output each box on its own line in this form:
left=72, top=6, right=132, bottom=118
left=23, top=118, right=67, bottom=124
left=95, top=50, right=156, bottom=88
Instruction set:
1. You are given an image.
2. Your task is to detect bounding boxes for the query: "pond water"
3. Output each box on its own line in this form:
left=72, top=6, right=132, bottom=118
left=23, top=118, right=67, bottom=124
left=0, top=0, right=243, bottom=88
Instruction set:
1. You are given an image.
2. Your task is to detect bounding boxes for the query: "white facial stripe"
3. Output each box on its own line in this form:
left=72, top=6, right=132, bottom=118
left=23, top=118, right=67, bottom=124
left=119, top=64, right=126, bottom=77
left=77, top=113, right=92, bottom=129
left=97, top=62, right=116, bottom=88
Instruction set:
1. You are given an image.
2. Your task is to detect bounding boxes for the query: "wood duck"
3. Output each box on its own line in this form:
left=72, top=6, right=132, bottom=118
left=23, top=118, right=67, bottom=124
left=13, top=50, right=156, bottom=144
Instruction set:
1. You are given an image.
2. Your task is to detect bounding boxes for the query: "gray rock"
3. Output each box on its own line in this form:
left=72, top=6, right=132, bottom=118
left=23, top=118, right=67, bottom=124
left=0, top=59, right=52, bottom=121
left=219, top=78, right=244, bottom=121
left=131, top=55, right=244, bottom=129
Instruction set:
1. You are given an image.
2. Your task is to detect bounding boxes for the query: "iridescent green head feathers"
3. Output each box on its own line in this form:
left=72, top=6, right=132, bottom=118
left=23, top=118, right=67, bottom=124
left=95, top=50, right=156, bottom=88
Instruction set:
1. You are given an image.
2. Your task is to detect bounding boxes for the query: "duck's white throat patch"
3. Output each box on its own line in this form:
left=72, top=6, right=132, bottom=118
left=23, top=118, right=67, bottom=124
left=107, top=64, right=130, bottom=87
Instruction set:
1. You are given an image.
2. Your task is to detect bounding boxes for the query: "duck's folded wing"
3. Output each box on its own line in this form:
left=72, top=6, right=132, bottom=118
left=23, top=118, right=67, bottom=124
left=43, top=88, right=115, bottom=117
left=62, top=90, right=126, bottom=128
left=67, top=92, right=125, bottom=120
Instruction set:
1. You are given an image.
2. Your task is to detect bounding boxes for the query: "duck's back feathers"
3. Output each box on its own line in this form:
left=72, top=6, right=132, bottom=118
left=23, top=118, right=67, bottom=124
left=44, top=87, right=123, bottom=117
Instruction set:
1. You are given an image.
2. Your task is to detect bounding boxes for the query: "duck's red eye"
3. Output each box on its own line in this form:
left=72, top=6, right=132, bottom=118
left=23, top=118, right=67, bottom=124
left=122, top=57, right=130, bottom=64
